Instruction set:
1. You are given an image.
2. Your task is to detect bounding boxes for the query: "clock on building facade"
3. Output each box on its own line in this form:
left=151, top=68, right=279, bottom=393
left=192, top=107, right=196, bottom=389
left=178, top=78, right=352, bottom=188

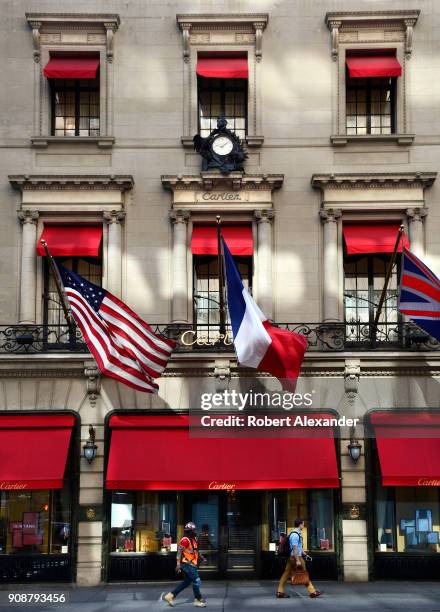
left=193, top=116, right=248, bottom=175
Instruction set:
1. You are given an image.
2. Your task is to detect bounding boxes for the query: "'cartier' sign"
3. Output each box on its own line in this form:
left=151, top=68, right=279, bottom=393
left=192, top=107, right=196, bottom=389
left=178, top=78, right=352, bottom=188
left=0, top=482, right=28, bottom=490
left=417, top=478, right=440, bottom=486
left=196, top=192, right=248, bottom=202
left=180, top=330, right=233, bottom=347
left=209, top=481, right=236, bottom=490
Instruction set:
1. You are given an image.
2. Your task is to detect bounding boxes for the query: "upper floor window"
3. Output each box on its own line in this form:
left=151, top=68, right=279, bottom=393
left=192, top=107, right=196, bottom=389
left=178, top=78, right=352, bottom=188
left=345, top=53, right=400, bottom=136
left=343, top=223, right=409, bottom=344
left=197, top=54, right=248, bottom=140
left=44, top=54, right=100, bottom=137
left=191, top=225, right=253, bottom=339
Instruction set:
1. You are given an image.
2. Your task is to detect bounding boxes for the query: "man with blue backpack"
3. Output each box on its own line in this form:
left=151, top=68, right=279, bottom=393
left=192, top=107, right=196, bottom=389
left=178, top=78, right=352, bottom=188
left=276, top=518, right=322, bottom=599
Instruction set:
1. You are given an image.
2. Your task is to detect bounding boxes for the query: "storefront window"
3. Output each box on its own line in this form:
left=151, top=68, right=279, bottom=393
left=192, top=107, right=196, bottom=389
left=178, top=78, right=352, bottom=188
left=309, top=490, right=335, bottom=551
left=111, top=491, right=177, bottom=553
left=375, top=484, right=440, bottom=553
left=0, top=489, right=71, bottom=555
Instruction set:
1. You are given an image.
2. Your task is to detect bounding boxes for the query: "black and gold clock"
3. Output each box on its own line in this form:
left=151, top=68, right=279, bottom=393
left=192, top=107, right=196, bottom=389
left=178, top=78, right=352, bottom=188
left=193, top=116, right=247, bottom=175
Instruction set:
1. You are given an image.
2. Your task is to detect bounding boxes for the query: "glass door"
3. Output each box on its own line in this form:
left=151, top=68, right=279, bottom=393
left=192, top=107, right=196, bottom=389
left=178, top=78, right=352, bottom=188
left=184, top=493, right=220, bottom=573
left=224, top=491, right=259, bottom=575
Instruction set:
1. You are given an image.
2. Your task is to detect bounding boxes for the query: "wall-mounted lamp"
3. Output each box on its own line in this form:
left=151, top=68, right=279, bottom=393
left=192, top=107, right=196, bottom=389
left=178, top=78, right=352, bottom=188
left=83, top=425, right=98, bottom=464
left=348, top=439, right=362, bottom=463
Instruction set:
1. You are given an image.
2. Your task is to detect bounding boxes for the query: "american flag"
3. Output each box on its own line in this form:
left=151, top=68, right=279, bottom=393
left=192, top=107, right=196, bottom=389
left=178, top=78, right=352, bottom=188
left=398, top=248, right=440, bottom=342
left=57, top=264, right=175, bottom=393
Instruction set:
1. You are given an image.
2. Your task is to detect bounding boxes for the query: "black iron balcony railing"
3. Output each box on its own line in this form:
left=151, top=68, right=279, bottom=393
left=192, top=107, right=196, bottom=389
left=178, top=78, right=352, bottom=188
left=0, top=321, right=438, bottom=354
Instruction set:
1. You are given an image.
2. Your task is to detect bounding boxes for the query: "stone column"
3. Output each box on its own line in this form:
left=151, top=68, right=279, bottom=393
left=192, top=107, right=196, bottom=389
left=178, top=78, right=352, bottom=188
left=407, top=207, right=427, bottom=258
left=103, top=210, right=125, bottom=297
left=319, top=208, right=342, bottom=321
left=170, top=210, right=190, bottom=323
left=254, top=209, right=275, bottom=319
left=18, top=210, right=39, bottom=324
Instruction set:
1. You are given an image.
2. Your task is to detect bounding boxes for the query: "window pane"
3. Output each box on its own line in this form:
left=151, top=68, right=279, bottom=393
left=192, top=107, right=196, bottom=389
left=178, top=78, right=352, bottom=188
left=0, top=490, right=52, bottom=554
left=309, top=490, right=334, bottom=551
left=376, top=483, right=396, bottom=552
left=395, top=488, right=440, bottom=553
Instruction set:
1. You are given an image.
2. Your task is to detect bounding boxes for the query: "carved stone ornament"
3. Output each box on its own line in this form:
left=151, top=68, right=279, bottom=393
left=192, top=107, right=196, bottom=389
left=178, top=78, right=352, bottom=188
left=84, top=363, right=101, bottom=405
left=103, top=210, right=126, bottom=224
left=214, top=361, right=231, bottom=392
left=312, top=172, right=437, bottom=191
left=344, top=362, right=360, bottom=405
left=324, top=10, right=420, bottom=59
left=25, top=13, right=120, bottom=62
left=176, top=13, right=268, bottom=61
left=17, top=210, right=39, bottom=225
left=193, top=117, right=248, bottom=175
left=9, top=174, right=134, bottom=192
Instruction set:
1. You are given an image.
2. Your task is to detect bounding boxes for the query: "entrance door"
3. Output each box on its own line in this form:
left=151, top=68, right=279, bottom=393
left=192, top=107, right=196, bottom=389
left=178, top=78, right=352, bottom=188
left=184, top=491, right=260, bottom=577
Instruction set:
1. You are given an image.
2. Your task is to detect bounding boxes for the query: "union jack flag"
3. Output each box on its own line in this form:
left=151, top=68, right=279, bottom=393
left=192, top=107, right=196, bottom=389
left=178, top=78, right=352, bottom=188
left=57, top=264, right=175, bottom=393
left=398, top=248, right=440, bottom=342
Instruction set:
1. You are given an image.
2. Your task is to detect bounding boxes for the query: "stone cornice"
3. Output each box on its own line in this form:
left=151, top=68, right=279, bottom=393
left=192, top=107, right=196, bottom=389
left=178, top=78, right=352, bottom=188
left=25, top=13, right=120, bottom=28
left=325, top=10, right=420, bottom=27
left=311, top=172, right=436, bottom=190
left=177, top=13, right=268, bottom=29
left=9, top=175, right=134, bottom=192
left=161, top=173, right=283, bottom=192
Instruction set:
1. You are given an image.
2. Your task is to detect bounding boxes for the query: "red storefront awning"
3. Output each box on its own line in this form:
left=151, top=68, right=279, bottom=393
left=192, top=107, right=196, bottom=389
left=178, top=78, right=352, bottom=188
left=197, top=55, right=248, bottom=79
left=43, top=55, right=100, bottom=79
left=0, top=415, right=75, bottom=489
left=191, top=226, right=253, bottom=256
left=370, top=411, right=440, bottom=486
left=346, top=54, right=402, bottom=78
left=106, top=414, right=340, bottom=490
left=343, top=223, right=409, bottom=255
left=36, top=225, right=103, bottom=257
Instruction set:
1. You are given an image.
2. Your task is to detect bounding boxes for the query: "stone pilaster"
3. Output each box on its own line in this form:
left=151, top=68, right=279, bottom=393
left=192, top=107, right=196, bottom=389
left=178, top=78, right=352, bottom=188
left=169, top=209, right=190, bottom=323
left=103, top=210, right=125, bottom=298
left=254, top=209, right=275, bottom=319
left=319, top=208, right=342, bottom=321
left=407, top=207, right=427, bottom=258
left=18, top=210, right=39, bottom=324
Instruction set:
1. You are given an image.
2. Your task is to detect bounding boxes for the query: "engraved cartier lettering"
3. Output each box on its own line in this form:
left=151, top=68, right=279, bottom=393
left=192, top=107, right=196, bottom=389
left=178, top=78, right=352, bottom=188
left=202, top=192, right=241, bottom=201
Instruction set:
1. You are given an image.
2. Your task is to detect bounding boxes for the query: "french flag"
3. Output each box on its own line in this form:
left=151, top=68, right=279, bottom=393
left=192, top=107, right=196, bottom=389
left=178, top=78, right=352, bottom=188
left=222, top=237, right=307, bottom=387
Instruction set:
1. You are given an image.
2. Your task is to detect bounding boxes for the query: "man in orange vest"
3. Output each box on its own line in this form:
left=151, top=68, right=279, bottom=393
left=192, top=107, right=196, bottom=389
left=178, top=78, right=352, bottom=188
left=164, top=522, right=207, bottom=607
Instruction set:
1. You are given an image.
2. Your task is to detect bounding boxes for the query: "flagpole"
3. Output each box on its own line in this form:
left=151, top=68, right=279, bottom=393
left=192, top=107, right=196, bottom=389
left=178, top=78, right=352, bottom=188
left=371, top=224, right=405, bottom=340
left=40, top=239, right=74, bottom=328
left=216, top=215, right=226, bottom=337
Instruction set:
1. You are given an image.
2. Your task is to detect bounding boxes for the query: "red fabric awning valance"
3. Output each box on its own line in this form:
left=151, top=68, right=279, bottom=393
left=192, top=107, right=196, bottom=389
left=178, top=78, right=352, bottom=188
left=343, top=224, right=409, bottom=255
left=370, top=411, right=440, bottom=486
left=105, top=414, right=340, bottom=490
left=0, top=415, right=75, bottom=489
left=346, top=54, right=402, bottom=78
left=191, top=226, right=253, bottom=256
left=36, top=225, right=103, bottom=257
left=43, top=55, right=100, bottom=79
left=197, top=56, right=248, bottom=79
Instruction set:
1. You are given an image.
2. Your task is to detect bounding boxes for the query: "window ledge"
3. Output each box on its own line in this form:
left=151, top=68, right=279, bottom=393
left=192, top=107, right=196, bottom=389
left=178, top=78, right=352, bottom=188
left=330, top=134, right=415, bottom=146
left=30, top=136, right=115, bottom=149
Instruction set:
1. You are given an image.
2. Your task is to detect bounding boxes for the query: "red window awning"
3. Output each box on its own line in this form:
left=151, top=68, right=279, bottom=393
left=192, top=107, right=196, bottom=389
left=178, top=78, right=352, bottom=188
left=197, top=55, right=248, bottom=79
left=191, top=226, right=253, bottom=256
left=36, top=225, right=103, bottom=257
left=106, top=414, right=340, bottom=490
left=0, top=415, right=75, bottom=489
left=43, top=54, right=100, bottom=79
left=346, top=54, right=402, bottom=78
left=370, top=411, right=440, bottom=486
left=343, top=223, right=409, bottom=255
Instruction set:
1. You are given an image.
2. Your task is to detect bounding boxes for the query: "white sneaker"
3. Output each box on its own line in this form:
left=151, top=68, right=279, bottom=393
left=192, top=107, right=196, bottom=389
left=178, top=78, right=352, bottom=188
left=163, top=592, right=176, bottom=607
left=194, top=599, right=207, bottom=607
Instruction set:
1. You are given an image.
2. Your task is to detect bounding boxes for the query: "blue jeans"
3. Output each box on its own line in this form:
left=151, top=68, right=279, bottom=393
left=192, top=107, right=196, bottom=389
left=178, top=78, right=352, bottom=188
left=172, top=562, right=202, bottom=600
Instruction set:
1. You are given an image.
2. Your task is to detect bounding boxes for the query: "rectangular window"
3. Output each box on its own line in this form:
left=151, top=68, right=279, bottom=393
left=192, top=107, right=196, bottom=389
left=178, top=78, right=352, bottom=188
left=0, top=488, right=72, bottom=555
left=110, top=491, right=177, bottom=553
left=344, top=254, right=400, bottom=344
left=375, top=483, right=440, bottom=554
left=51, top=77, right=100, bottom=137
left=346, top=76, right=396, bottom=135
left=198, top=77, right=247, bottom=140
left=43, top=256, right=102, bottom=346
left=193, top=255, right=252, bottom=339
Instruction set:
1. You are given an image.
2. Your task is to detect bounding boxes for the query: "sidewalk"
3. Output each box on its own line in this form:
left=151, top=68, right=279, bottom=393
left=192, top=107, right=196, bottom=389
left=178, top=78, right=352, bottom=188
left=1, top=581, right=440, bottom=611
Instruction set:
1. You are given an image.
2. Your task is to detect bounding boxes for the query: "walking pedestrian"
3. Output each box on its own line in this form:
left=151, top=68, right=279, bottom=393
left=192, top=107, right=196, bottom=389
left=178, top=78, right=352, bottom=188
left=164, top=522, right=207, bottom=607
left=276, top=518, right=322, bottom=599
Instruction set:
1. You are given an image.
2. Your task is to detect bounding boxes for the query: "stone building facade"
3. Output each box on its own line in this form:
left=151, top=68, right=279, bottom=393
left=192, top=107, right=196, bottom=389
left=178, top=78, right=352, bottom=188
left=1, top=0, right=440, bottom=587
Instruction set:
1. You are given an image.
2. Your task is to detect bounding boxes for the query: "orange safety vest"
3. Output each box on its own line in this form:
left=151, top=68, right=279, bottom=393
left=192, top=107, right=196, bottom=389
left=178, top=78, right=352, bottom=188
left=181, top=537, right=199, bottom=566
